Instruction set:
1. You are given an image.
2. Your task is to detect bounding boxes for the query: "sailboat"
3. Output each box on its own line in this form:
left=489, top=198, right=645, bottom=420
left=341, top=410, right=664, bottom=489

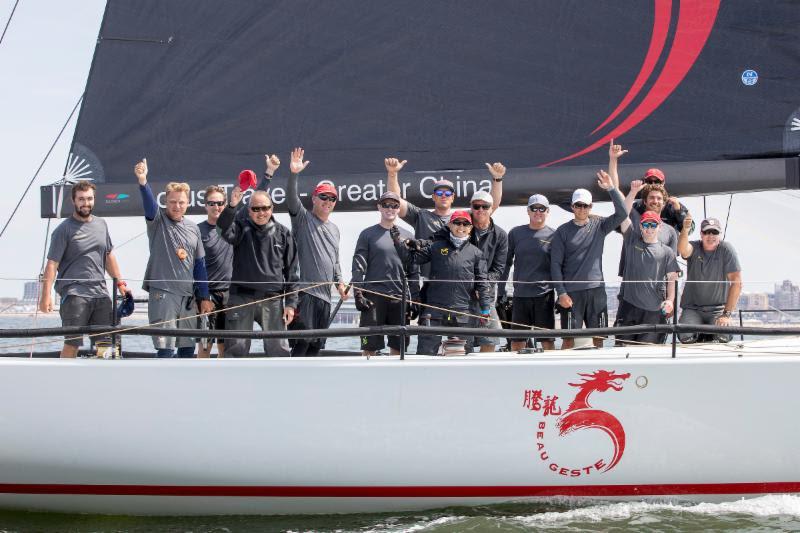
left=1, top=0, right=799, bottom=516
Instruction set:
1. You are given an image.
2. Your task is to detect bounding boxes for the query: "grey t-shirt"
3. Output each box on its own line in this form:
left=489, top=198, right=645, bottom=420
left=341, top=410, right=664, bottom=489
left=681, top=240, right=741, bottom=309
left=351, top=224, right=413, bottom=296
left=289, top=204, right=342, bottom=304
left=618, top=209, right=678, bottom=277
left=503, top=224, right=555, bottom=298
left=198, top=221, right=233, bottom=292
left=47, top=216, right=112, bottom=298
left=550, top=188, right=627, bottom=295
left=402, top=202, right=450, bottom=278
left=143, top=209, right=204, bottom=297
left=621, top=230, right=680, bottom=311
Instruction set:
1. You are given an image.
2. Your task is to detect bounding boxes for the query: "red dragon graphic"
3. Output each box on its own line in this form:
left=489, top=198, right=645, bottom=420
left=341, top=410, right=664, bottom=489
left=556, top=370, right=631, bottom=472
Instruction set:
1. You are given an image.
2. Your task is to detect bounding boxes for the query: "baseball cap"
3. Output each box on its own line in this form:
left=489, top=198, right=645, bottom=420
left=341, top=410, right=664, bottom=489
left=571, top=189, right=592, bottom=205
left=640, top=211, right=662, bottom=224
left=378, top=191, right=400, bottom=202
left=433, top=179, right=455, bottom=192
left=470, top=190, right=493, bottom=206
left=701, top=218, right=722, bottom=232
left=116, top=292, right=135, bottom=319
left=644, top=168, right=666, bottom=183
left=313, top=182, right=337, bottom=197
left=238, top=169, right=257, bottom=191
left=527, top=194, right=550, bottom=207
left=450, top=210, right=472, bottom=223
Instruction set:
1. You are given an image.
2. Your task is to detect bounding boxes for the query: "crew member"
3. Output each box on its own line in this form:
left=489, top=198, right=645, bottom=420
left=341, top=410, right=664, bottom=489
left=135, top=159, right=213, bottom=357
left=287, top=147, right=348, bottom=356
left=351, top=192, right=420, bottom=356
left=394, top=210, right=491, bottom=355
left=616, top=211, right=680, bottom=345
left=500, top=194, right=556, bottom=351
left=40, top=180, right=132, bottom=358
left=677, top=215, right=742, bottom=343
left=218, top=188, right=299, bottom=356
left=550, top=170, right=626, bottom=349
left=196, top=185, right=233, bottom=358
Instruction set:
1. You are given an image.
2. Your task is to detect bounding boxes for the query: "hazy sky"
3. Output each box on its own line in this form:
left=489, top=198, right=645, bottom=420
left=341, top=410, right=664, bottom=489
left=0, top=1, right=797, bottom=300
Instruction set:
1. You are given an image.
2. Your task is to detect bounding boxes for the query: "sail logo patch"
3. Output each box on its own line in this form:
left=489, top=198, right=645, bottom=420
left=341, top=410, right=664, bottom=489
left=741, top=69, right=758, bottom=86
left=523, top=370, right=630, bottom=477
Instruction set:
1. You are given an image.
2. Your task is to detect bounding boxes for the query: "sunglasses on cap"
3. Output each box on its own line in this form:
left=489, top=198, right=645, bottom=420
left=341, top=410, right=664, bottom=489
left=434, top=189, right=454, bottom=197
left=317, top=194, right=337, bottom=202
left=379, top=202, right=400, bottom=210
left=206, top=201, right=225, bottom=207
left=250, top=205, right=273, bottom=212
left=471, top=203, right=491, bottom=211
left=702, top=229, right=720, bottom=236
left=451, top=220, right=472, bottom=227
left=529, top=205, right=547, bottom=213
left=572, top=202, right=591, bottom=209
left=641, top=221, right=659, bottom=229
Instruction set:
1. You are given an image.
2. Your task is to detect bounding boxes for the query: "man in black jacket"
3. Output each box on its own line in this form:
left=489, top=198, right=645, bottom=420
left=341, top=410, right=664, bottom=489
left=218, top=187, right=299, bottom=357
left=395, top=210, right=492, bottom=355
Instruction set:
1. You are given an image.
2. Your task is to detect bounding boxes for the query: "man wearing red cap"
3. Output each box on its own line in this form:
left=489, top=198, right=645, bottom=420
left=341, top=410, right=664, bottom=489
left=393, top=210, right=491, bottom=354
left=287, top=147, right=348, bottom=356
left=616, top=210, right=680, bottom=345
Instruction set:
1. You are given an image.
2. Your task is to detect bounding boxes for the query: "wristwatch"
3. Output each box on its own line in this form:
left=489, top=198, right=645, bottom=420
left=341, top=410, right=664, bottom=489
left=493, top=178, right=503, bottom=182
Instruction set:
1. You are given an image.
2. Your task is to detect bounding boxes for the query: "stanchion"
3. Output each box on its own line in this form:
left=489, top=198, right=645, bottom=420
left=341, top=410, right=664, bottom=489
left=111, top=277, right=119, bottom=357
left=672, top=278, right=679, bottom=358
left=400, top=275, right=408, bottom=361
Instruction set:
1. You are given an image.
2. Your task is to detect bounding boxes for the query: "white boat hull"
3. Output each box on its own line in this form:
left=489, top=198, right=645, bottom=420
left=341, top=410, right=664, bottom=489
left=0, top=339, right=798, bottom=515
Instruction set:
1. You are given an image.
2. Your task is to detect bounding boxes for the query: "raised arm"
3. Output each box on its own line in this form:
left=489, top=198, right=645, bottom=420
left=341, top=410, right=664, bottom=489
left=607, top=138, right=628, bottom=190
left=217, top=186, right=245, bottom=245
left=620, top=179, right=644, bottom=233
left=598, top=170, right=627, bottom=233
left=385, top=157, right=409, bottom=218
left=486, top=162, right=506, bottom=210
left=134, top=159, right=157, bottom=220
left=287, top=147, right=310, bottom=216
left=255, top=153, right=281, bottom=191
left=678, top=214, right=694, bottom=259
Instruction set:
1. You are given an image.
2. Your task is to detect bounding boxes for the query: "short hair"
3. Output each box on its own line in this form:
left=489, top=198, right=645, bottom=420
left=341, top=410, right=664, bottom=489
left=205, top=185, right=225, bottom=198
left=250, top=190, right=272, bottom=205
left=71, top=180, right=96, bottom=201
left=642, top=183, right=669, bottom=203
left=165, top=182, right=190, bottom=196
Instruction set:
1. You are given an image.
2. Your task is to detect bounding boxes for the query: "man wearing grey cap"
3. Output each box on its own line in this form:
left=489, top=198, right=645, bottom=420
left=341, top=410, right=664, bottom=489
left=351, top=192, right=421, bottom=356
left=677, top=214, right=742, bottom=343
left=500, top=194, right=556, bottom=351
left=550, top=170, right=627, bottom=349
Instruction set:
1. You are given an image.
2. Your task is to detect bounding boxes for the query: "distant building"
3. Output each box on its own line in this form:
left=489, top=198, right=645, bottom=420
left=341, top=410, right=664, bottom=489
left=739, top=292, right=769, bottom=310
left=22, top=281, right=40, bottom=303
left=774, top=280, right=800, bottom=309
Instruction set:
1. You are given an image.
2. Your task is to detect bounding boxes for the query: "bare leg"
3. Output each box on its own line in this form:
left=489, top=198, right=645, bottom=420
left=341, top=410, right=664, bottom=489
left=363, top=350, right=377, bottom=357
left=480, top=344, right=495, bottom=352
left=541, top=340, right=555, bottom=351
left=216, top=342, right=225, bottom=358
left=197, top=343, right=211, bottom=358
left=510, top=341, right=527, bottom=352
left=389, top=348, right=400, bottom=355
left=593, top=337, right=604, bottom=348
left=60, top=345, right=78, bottom=358
left=561, top=338, right=575, bottom=350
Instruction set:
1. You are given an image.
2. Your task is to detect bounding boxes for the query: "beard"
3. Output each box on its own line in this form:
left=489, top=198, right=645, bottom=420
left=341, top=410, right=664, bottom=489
left=75, top=205, right=93, bottom=218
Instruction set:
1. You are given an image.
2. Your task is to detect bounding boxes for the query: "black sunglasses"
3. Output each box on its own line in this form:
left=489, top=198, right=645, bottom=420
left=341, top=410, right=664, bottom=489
left=529, top=205, right=547, bottom=213
left=206, top=201, right=225, bottom=207
left=318, top=194, right=337, bottom=202
left=452, top=220, right=472, bottom=227
left=702, top=230, right=720, bottom=235
left=379, top=202, right=400, bottom=209
left=644, top=177, right=664, bottom=185
left=250, top=205, right=273, bottom=212
left=471, top=203, right=491, bottom=211
left=572, top=203, right=591, bottom=209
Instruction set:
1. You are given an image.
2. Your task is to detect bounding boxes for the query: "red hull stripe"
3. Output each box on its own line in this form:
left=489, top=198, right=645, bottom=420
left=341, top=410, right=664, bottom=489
left=0, top=482, right=798, bottom=498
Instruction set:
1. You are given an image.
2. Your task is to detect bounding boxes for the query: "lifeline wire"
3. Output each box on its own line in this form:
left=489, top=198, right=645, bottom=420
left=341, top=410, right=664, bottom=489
left=0, top=0, right=20, bottom=47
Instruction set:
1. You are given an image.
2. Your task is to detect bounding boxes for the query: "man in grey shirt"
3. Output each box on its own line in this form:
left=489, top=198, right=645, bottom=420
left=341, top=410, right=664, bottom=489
left=550, top=170, right=626, bottom=349
left=616, top=211, right=680, bottom=345
left=678, top=215, right=742, bottom=343
left=287, top=147, right=348, bottom=356
left=41, top=180, right=132, bottom=357
left=135, top=159, right=213, bottom=357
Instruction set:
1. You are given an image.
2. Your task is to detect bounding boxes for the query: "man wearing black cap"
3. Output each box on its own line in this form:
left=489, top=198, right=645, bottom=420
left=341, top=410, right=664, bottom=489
left=352, top=192, right=421, bottom=356
left=677, top=215, right=742, bottom=343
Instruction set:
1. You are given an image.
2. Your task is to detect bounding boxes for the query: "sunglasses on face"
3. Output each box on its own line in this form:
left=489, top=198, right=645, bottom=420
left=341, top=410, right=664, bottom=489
left=471, top=203, right=491, bottom=211
left=434, top=189, right=454, bottom=197
left=250, top=205, right=273, bottom=212
left=641, top=221, right=659, bottom=229
left=572, top=203, right=591, bottom=209
left=379, top=202, right=400, bottom=210
left=206, top=201, right=225, bottom=207
left=451, top=220, right=472, bottom=227
left=644, top=178, right=664, bottom=185
left=317, top=194, right=337, bottom=202
left=529, top=205, right=547, bottom=213
left=702, top=230, right=720, bottom=236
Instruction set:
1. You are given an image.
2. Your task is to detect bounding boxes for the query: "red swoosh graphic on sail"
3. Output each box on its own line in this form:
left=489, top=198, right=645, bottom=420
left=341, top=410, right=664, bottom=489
left=541, top=0, right=720, bottom=167
left=557, top=409, right=626, bottom=472
left=590, top=0, right=673, bottom=135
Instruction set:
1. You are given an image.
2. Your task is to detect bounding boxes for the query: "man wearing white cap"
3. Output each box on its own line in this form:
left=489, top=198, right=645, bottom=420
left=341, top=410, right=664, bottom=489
left=500, top=194, right=556, bottom=351
left=550, top=170, right=626, bottom=349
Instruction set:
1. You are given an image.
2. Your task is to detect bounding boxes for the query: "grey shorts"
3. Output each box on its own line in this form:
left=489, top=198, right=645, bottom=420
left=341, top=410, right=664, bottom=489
left=59, top=295, right=112, bottom=347
left=679, top=306, right=731, bottom=343
left=148, top=289, right=195, bottom=350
